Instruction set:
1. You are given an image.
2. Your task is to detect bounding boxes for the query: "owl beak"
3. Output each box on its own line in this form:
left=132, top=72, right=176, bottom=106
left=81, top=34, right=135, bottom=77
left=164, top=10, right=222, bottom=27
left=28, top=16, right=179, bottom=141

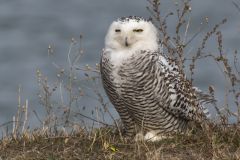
left=125, top=37, right=129, bottom=47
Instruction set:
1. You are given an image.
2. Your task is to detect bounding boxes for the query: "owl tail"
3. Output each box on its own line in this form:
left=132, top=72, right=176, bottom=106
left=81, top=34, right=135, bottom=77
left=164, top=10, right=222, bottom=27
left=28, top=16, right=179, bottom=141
left=193, top=87, right=217, bottom=119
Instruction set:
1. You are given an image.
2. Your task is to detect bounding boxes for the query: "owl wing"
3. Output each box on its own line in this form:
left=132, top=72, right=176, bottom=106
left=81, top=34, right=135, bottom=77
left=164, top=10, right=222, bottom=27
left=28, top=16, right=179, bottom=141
left=156, top=53, right=209, bottom=121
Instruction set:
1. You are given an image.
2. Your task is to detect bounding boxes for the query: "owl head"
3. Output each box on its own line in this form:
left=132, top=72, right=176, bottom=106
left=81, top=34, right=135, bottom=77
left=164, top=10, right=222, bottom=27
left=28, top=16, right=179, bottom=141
left=105, top=16, right=159, bottom=52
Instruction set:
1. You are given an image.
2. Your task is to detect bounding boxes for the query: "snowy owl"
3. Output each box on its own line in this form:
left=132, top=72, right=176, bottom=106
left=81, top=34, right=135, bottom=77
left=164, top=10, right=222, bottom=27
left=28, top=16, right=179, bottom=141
left=100, top=16, right=209, bottom=142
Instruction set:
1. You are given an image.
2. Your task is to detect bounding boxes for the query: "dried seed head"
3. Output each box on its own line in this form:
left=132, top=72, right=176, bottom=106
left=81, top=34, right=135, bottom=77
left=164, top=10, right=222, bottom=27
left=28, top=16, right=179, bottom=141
left=205, top=17, right=209, bottom=24
left=208, top=85, right=215, bottom=94
left=185, top=4, right=191, bottom=11
left=60, top=69, right=65, bottom=73
left=48, top=44, right=54, bottom=55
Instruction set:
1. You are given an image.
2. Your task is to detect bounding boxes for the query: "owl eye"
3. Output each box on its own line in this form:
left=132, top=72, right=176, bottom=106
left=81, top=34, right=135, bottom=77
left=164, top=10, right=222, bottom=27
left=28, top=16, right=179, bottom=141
left=115, top=29, right=121, bottom=32
left=133, top=29, right=144, bottom=32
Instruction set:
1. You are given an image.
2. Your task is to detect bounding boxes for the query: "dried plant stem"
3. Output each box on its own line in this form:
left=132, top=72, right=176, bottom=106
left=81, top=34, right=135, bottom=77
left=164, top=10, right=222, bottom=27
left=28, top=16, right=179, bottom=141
left=22, top=99, right=28, bottom=133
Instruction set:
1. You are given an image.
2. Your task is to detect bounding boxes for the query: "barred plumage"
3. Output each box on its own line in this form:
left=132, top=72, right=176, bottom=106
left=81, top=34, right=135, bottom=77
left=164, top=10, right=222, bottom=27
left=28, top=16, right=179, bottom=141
left=100, top=16, right=209, bottom=141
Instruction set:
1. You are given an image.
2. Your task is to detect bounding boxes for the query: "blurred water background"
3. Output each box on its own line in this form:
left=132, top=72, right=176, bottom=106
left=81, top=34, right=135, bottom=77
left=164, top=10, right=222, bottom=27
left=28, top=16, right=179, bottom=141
left=0, top=0, right=240, bottom=130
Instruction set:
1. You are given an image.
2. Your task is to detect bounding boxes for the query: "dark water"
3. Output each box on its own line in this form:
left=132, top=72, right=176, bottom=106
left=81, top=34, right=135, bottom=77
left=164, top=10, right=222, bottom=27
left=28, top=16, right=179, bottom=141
left=0, top=0, right=239, bottom=127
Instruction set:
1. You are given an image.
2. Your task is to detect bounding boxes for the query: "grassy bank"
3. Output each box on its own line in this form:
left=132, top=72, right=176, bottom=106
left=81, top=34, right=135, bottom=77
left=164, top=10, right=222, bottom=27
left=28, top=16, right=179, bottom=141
left=1, top=125, right=240, bottom=160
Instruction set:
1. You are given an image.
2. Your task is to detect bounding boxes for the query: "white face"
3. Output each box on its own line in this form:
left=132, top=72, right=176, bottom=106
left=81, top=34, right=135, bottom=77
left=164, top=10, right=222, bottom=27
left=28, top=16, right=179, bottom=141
left=105, top=18, right=159, bottom=52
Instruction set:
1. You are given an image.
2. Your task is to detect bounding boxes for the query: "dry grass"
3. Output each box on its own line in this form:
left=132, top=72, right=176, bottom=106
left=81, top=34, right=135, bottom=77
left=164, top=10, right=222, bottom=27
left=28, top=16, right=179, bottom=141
left=1, top=125, right=240, bottom=160
left=1, top=0, right=240, bottom=159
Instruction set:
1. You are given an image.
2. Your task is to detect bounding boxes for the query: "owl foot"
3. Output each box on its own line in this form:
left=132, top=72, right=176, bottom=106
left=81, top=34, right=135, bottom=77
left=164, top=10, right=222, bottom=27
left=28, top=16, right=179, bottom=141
left=134, top=131, right=169, bottom=142
left=144, top=131, right=168, bottom=142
